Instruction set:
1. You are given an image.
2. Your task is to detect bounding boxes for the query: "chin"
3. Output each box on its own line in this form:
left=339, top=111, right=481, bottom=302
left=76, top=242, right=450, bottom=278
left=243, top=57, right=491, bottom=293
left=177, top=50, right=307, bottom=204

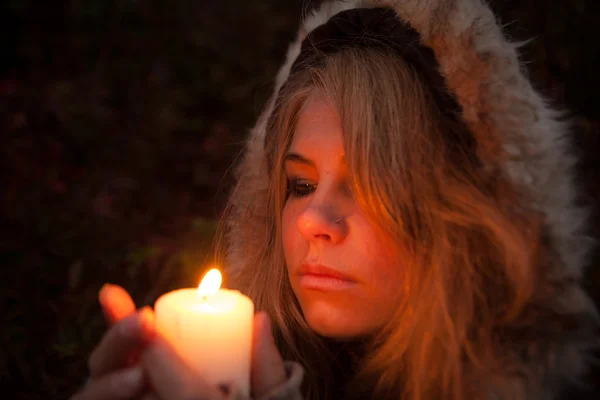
left=301, top=302, right=370, bottom=339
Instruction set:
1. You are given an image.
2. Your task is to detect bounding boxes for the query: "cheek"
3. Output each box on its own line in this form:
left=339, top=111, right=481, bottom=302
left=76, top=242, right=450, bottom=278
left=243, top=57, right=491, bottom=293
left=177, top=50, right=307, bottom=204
left=358, top=222, right=406, bottom=298
left=375, top=250, right=406, bottom=308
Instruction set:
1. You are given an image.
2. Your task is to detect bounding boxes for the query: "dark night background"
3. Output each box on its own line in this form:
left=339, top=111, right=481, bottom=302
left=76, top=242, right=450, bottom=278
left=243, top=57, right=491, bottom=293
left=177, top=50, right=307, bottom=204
left=1, top=0, right=599, bottom=398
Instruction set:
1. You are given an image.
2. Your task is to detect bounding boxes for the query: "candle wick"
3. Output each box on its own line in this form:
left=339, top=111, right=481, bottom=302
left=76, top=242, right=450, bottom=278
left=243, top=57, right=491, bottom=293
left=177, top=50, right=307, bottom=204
left=201, top=295, right=208, bottom=302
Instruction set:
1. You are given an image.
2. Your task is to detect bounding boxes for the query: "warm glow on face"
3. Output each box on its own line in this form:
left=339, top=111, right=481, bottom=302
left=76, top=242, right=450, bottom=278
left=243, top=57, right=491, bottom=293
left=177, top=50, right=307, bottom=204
left=197, top=268, right=222, bottom=298
left=281, top=96, right=405, bottom=338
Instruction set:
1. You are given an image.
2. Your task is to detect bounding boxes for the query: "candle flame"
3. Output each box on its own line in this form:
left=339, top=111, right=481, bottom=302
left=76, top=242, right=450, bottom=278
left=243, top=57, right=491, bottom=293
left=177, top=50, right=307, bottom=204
left=197, top=268, right=222, bottom=298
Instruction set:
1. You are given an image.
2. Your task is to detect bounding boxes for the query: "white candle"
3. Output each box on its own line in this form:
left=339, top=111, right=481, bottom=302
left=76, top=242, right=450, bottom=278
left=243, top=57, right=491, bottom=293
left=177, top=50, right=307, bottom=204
left=154, top=269, right=254, bottom=396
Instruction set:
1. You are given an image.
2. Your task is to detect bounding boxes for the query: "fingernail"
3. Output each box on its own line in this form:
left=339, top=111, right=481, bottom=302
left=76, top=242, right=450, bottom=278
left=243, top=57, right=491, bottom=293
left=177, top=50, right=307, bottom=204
left=115, top=366, right=143, bottom=394
left=98, top=283, right=115, bottom=304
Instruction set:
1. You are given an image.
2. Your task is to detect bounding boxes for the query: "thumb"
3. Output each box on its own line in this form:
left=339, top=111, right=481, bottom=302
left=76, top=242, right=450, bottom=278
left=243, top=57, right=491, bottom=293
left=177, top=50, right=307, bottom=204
left=251, top=312, right=287, bottom=398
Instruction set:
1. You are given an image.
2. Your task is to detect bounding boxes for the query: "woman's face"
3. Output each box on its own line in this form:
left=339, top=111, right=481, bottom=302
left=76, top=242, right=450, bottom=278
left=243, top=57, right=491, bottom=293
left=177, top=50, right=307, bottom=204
left=282, top=95, right=405, bottom=339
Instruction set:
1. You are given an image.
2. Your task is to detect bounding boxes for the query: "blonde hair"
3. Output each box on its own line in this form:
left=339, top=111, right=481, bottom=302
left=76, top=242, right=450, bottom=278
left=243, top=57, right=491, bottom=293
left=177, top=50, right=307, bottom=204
left=217, top=46, right=542, bottom=400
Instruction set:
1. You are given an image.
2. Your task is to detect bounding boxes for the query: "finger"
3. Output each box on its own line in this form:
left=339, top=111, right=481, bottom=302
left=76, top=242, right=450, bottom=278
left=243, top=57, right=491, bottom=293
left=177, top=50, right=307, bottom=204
left=140, top=335, right=225, bottom=400
left=99, top=284, right=137, bottom=324
left=70, top=366, right=145, bottom=400
left=251, top=312, right=287, bottom=398
left=89, top=307, right=155, bottom=378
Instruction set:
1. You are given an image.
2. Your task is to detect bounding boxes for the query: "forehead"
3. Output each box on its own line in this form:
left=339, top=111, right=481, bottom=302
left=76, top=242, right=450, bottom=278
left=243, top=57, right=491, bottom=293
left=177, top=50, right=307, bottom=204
left=290, top=96, right=344, bottom=155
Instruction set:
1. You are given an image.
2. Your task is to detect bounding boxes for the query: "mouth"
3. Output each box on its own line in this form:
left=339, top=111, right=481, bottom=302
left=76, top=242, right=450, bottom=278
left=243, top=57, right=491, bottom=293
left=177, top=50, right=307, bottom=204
left=296, top=264, right=357, bottom=291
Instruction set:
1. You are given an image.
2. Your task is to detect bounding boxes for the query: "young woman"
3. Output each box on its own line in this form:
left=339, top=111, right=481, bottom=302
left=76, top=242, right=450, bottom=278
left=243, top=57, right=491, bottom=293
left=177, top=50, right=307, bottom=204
left=73, top=1, right=599, bottom=399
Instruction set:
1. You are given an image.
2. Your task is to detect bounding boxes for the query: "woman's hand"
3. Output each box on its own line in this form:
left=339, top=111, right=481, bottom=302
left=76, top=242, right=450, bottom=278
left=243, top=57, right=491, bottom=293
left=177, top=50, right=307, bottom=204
left=250, top=312, right=287, bottom=398
left=72, top=284, right=288, bottom=400
left=138, top=312, right=287, bottom=400
left=71, top=285, right=153, bottom=400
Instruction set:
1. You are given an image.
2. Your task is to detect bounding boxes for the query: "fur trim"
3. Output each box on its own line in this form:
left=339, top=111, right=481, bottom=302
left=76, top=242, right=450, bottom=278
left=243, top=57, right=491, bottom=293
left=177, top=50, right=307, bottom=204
left=225, top=0, right=598, bottom=398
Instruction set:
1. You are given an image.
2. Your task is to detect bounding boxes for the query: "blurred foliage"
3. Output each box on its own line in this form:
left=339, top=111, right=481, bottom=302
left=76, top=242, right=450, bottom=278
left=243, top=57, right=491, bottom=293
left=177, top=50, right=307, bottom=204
left=0, top=0, right=304, bottom=397
left=0, top=0, right=599, bottom=398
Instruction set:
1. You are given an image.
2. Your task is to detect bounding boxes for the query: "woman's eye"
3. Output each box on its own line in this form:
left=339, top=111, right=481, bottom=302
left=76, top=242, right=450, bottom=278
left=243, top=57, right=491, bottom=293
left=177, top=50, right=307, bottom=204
left=286, top=179, right=316, bottom=198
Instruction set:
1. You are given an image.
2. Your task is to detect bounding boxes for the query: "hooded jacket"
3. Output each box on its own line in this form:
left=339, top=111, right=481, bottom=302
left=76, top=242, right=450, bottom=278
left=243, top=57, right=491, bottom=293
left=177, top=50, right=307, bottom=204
left=223, top=1, right=599, bottom=399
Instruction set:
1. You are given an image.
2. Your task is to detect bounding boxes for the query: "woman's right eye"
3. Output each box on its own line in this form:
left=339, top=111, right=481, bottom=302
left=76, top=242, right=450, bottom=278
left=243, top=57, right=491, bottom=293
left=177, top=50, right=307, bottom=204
left=286, top=179, right=317, bottom=198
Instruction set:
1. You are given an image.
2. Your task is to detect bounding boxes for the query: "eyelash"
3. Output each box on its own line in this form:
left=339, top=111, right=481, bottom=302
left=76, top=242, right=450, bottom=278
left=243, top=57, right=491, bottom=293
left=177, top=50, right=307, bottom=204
left=286, top=179, right=317, bottom=198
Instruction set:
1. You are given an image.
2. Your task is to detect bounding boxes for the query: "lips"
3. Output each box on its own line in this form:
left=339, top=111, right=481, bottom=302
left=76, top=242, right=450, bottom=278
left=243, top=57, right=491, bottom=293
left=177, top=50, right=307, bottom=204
left=297, top=264, right=355, bottom=281
left=296, top=263, right=357, bottom=291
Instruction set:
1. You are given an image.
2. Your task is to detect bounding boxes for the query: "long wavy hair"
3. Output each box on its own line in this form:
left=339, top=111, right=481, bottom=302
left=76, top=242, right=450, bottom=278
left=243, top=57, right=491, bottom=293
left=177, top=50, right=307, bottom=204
left=216, top=46, right=542, bottom=400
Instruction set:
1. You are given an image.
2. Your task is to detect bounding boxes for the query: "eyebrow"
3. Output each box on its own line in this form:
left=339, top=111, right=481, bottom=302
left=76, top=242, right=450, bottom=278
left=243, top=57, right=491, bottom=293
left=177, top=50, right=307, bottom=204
left=284, top=152, right=314, bottom=167
left=284, top=152, right=346, bottom=167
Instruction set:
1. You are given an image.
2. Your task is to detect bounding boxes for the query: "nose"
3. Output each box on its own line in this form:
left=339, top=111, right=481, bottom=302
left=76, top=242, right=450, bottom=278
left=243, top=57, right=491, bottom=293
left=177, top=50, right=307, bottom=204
left=297, top=206, right=346, bottom=244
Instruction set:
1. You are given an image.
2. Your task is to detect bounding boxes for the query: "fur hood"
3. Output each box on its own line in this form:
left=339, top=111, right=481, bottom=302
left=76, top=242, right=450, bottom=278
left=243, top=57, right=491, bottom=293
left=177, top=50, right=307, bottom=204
left=224, top=0, right=598, bottom=398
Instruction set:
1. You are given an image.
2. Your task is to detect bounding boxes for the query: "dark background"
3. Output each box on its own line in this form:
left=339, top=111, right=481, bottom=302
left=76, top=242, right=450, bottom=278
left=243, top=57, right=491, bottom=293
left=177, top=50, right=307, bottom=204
left=1, top=0, right=599, bottom=398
